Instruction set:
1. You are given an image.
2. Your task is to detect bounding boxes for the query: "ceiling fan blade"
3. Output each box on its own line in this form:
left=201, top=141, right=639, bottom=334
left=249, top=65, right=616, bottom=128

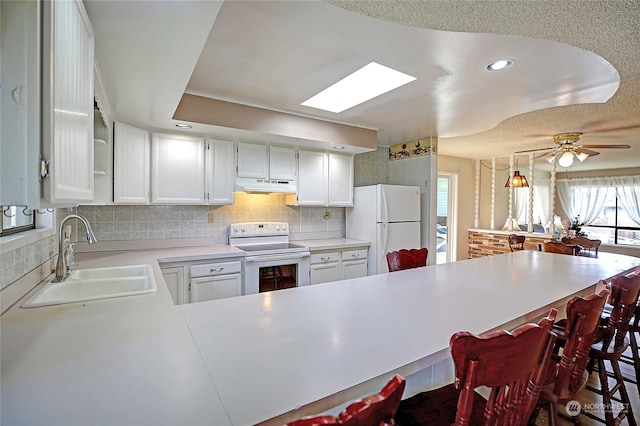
left=575, top=148, right=600, bottom=157
left=581, top=144, right=631, bottom=149
left=514, top=147, right=553, bottom=153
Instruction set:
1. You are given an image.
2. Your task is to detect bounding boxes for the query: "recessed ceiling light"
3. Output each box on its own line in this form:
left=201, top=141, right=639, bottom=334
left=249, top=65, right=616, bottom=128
left=486, top=59, right=514, bottom=71
left=175, top=123, right=192, bottom=129
left=301, top=62, right=417, bottom=113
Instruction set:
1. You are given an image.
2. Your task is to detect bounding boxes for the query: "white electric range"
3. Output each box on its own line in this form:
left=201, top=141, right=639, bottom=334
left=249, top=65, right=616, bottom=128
left=229, top=222, right=310, bottom=295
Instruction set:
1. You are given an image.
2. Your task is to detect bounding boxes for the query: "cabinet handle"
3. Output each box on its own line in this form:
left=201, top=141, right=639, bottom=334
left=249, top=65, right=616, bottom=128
left=351, top=254, right=360, bottom=258
left=321, top=257, right=331, bottom=261
left=210, top=267, right=224, bottom=273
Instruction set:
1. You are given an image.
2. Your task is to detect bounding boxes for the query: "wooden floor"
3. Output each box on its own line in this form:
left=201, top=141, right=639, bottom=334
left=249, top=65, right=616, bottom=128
left=534, top=349, right=640, bottom=425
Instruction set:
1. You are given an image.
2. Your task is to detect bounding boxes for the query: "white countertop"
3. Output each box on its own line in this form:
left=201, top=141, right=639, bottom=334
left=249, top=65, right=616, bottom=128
left=1, top=248, right=638, bottom=425
left=292, top=238, right=369, bottom=251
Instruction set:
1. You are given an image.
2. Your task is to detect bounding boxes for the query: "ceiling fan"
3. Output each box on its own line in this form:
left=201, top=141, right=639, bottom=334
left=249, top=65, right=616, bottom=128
left=515, top=132, right=631, bottom=168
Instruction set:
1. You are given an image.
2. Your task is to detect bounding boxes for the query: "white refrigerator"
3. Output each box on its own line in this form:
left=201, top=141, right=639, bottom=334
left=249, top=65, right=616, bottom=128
left=346, top=184, right=421, bottom=275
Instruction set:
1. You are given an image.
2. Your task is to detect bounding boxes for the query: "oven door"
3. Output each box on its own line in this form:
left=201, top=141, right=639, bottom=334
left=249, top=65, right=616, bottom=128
left=243, top=251, right=310, bottom=295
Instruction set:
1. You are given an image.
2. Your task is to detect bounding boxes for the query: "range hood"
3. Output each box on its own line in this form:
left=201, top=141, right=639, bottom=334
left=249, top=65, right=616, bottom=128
left=235, top=177, right=297, bottom=194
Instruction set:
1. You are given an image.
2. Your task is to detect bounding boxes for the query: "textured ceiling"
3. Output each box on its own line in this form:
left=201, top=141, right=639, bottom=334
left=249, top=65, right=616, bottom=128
left=326, top=0, right=640, bottom=171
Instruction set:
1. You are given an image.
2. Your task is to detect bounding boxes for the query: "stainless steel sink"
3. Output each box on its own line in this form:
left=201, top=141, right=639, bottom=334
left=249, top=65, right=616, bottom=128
left=22, top=264, right=157, bottom=308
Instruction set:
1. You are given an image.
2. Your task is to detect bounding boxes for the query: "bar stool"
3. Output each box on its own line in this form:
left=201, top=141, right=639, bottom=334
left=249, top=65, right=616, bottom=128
left=286, top=375, right=405, bottom=426
left=531, top=288, right=610, bottom=426
left=395, top=309, right=557, bottom=425
left=508, top=234, right=526, bottom=251
left=386, top=248, right=428, bottom=272
left=586, top=273, right=640, bottom=426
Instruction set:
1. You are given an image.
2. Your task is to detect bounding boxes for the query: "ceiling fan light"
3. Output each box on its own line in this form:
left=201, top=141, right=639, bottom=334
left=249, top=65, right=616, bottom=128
left=558, top=151, right=575, bottom=168
left=545, top=153, right=556, bottom=164
left=576, top=152, right=589, bottom=162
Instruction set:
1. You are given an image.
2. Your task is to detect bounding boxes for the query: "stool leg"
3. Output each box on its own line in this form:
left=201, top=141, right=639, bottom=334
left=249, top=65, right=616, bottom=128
left=610, top=358, right=637, bottom=426
left=596, top=358, right=616, bottom=425
left=630, top=328, right=640, bottom=393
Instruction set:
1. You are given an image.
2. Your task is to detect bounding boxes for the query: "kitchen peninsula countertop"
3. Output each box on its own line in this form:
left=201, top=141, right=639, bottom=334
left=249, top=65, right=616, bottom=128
left=2, top=248, right=638, bottom=425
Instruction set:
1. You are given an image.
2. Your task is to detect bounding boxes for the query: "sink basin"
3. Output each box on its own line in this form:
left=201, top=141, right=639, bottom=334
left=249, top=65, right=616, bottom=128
left=22, top=264, right=157, bottom=308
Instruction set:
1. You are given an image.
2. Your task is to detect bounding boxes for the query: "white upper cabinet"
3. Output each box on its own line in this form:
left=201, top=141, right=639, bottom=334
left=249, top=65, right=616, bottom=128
left=237, top=142, right=296, bottom=181
left=206, top=139, right=235, bottom=205
left=151, top=133, right=205, bottom=204
left=41, top=0, right=95, bottom=206
left=295, top=150, right=328, bottom=206
left=1, top=0, right=95, bottom=208
left=237, top=142, right=268, bottom=178
left=269, top=146, right=296, bottom=181
left=328, top=153, right=354, bottom=207
left=113, top=122, right=150, bottom=204
left=287, top=150, right=354, bottom=207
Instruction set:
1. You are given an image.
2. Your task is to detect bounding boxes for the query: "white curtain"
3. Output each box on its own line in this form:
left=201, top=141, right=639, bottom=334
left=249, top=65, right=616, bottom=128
left=556, top=178, right=612, bottom=225
left=613, top=176, right=640, bottom=225
left=514, top=188, right=528, bottom=223
left=534, top=178, right=550, bottom=230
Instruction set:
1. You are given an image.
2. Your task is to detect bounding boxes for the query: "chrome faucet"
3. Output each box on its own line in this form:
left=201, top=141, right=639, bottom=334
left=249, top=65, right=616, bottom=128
left=54, top=214, right=98, bottom=282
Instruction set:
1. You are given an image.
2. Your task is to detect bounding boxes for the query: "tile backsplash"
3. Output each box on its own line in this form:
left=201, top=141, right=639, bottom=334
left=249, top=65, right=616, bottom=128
left=62, top=192, right=345, bottom=242
left=1, top=231, right=56, bottom=290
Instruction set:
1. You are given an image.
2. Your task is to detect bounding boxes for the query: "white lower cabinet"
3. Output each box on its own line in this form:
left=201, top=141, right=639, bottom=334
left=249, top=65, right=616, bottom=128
left=309, top=252, right=340, bottom=285
left=161, top=266, right=184, bottom=305
left=190, top=261, right=242, bottom=302
left=341, top=249, right=368, bottom=280
left=309, top=247, right=368, bottom=285
left=161, top=258, right=242, bottom=304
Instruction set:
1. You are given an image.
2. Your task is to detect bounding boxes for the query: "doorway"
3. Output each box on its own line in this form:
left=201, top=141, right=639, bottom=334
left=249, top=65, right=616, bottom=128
left=437, top=173, right=458, bottom=264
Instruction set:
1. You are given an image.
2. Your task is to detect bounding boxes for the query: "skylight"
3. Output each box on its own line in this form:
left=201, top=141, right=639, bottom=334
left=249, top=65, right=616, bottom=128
left=301, top=62, right=417, bottom=113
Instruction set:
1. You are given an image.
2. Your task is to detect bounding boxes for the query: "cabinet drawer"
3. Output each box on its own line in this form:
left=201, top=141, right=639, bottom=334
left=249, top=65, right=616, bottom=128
left=190, top=261, right=241, bottom=278
left=310, top=252, right=339, bottom=264
left=341, top=249, right=368, bottom=261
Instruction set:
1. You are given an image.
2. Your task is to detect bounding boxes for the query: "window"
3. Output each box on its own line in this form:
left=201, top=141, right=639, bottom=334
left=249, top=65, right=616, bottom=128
left=557, top=176, right=640, bottom=247
left=1, top=206, right=36, bottom=236
left=581, top=190, right=640, bottom=246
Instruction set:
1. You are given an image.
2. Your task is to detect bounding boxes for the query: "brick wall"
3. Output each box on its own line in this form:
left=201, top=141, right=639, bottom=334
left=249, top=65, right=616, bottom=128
left=468, top=231, right=551, bottom=258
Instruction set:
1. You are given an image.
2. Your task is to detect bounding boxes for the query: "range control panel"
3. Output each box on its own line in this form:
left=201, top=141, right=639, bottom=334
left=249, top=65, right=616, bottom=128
left=229, top=222, right=288, bottom=238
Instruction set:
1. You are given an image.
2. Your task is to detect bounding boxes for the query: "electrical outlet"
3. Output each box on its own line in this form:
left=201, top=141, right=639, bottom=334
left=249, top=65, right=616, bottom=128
left=208, top=212, right=215, bottom=223
left=64, top=225, right=72, bottom=241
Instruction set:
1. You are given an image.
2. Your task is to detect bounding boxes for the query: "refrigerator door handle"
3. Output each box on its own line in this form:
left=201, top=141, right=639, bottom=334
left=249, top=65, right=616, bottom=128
left=381, top=222, right=389, bottom=254
left=381, top=186, right=389, bottom=223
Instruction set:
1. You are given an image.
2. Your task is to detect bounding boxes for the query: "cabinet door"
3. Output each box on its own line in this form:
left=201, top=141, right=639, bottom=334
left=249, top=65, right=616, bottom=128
left=237, top=142, right=267, bottom=178
left=328, top=153, right=354, bottom=207
left=341, top=260, right=368, bottom=280
left=191, top=274, right=241, bottom=302
left=151, top=133, right=205, bottom=204
left=310, top=262, right=340, bottom=285
left=269, top=146, right=296, bottom=181
left=40, top=0, right=95, bottom=206
left=161, top=266, right=184, bottom=305
left=297, top=150, right=328, bottom=206
left=206, top=139, right=235, bottom=205
left=114, top=121, right=150, bottom=204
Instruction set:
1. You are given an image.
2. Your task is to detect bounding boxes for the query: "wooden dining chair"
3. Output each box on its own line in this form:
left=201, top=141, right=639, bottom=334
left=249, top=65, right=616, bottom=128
left=586, top=273, right=640, bottom=426
left=562, top=236, right=601, bottom=257
left=508, top=234, right=526, bottom=251
left=286, top=374, right=406, bottom=426
left=540, top=241, right=579, bottom=256
left=386, top=248, right=428, bottom=272
left=395, top=309, right=558, bottom=425
left=531, top=288, right=610, bottom=425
